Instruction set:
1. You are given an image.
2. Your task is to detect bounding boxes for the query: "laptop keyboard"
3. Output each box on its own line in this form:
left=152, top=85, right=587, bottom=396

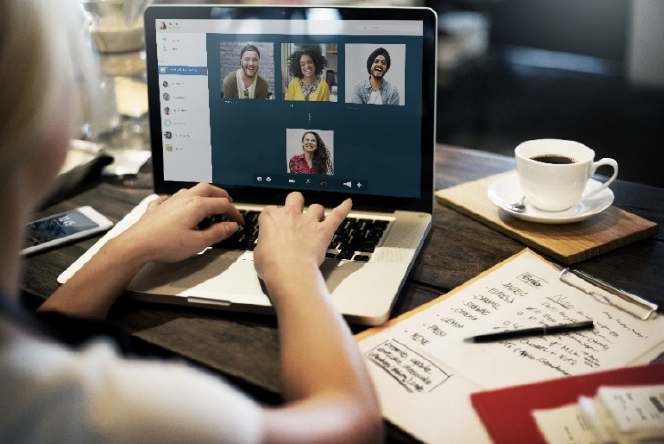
left=197, top=210, right=390, bottom=262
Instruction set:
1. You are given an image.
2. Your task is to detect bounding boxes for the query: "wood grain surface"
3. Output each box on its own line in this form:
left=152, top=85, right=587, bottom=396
left=435, top=172, right=658, bottom=264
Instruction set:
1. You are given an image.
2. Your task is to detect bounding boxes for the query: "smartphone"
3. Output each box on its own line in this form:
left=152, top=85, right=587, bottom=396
left=21, top=206, right=113, bottom=255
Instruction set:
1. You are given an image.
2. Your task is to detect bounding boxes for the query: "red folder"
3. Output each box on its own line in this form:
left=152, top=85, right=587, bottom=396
left=471, top=363, right=664, bottom=444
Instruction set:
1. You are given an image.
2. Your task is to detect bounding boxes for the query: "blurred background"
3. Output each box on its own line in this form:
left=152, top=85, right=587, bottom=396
left=152, top=0, right=664, bottom=189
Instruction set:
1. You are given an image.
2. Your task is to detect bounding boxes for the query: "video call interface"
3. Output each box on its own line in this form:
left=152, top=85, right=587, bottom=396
left=155, top=17, right=425, bottom=198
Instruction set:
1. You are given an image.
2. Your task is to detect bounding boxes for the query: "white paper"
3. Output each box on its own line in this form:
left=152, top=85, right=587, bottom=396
left=599, top=385, right=664, bottom=437
left=578, top=396, right=615, bottom=442
left=356, top=250, right=664, bottom=444
left=532, top=404, right=600, bottom=444
left=535, top=386, right=664, bottom=444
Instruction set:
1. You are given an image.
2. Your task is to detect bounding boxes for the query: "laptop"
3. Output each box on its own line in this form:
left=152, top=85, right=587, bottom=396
left=60, top=5, right=438, bottom=326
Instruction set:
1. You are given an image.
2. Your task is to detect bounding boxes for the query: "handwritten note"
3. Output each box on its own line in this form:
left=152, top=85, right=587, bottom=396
left=356, top=249, right=664, bottom=444
left=365, top=338, right=452, bottom=393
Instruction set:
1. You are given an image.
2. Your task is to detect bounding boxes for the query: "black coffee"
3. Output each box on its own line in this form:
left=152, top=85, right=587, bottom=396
left=531, top=154, right=577, bottom=165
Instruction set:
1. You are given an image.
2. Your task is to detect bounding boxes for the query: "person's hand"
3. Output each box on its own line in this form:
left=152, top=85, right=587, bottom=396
left=39, top=183, right=243, bottom=319
left=118, top=183, right=244, bottom=264
left=254, top=192, right=351, bottom=285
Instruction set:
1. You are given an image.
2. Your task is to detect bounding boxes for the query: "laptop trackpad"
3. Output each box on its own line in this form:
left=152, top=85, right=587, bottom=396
left=169, top=253, right=239, bottom=289
left=128, top=250, right=367, bottom=297
left=321, top=259, right=366, bottom=293
left=128, top=249, right=243, bottom=292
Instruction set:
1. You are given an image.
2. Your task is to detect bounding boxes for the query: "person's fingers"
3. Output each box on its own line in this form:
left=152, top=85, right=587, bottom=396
left=163, top=220, right=238, bottom=256
left=193, top=197, right=244, bottom=225
left=305, top=203, right=325, bottom=221
left=218, top=200, right=244, bottom=225
left=155, top=185, right=243, bottom=224
left=172, top=183, right=233, bottom=202
left=189, top=182, right=233, bottom=201
left=146, top=195, right=168, bottom=212
left=259, top=204, right=278, bottom=218
left=200, top=221, right=239, bottom=244
left=172, top=187, right=189, bottom=197
left=284, top=192, right=305, bottom=213
left=322, top=198, right=352, bottom=231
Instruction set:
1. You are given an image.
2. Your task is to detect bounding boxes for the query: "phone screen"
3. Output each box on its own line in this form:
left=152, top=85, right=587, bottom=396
left=25, top=210, right=100, bottom=247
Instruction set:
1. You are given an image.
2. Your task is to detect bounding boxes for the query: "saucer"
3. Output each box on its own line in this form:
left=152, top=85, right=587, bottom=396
left=487, top=173, right=614, bottom=224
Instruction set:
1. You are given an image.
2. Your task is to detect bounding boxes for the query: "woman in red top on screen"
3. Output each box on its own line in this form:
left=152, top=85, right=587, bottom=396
left=289, top=131, right=334, bottom=175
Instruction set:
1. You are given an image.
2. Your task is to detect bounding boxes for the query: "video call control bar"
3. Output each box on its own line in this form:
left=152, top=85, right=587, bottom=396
left=254, top=174, right=368, bottom=192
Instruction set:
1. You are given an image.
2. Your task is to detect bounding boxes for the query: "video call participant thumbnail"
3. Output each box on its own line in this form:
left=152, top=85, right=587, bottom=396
left=351, top=47, right=400, bottom=105
left=223, top=44, right=270, bottom=99
left=288, top=131, right=334, bottom=175
left=285, top=45, right=330, bottom=102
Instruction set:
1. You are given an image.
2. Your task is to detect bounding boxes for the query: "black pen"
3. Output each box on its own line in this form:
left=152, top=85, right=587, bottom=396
left=464, top=320, right=594, bottom=343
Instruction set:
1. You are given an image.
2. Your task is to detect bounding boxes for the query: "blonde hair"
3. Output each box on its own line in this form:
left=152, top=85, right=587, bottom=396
left=0, top=0, right=83, bottom=175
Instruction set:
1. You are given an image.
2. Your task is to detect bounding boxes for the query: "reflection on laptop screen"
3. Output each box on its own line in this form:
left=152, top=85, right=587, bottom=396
left=147, top=7, right=435, bottom=206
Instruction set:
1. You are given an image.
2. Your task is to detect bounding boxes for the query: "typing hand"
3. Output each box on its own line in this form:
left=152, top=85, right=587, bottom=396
left=120, top=183, right=244, bottom=263
left=253, top=192, right=352, bottom=284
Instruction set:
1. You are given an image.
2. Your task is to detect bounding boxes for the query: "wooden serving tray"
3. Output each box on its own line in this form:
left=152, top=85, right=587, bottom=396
left=435, top=172, right=658, bottom=264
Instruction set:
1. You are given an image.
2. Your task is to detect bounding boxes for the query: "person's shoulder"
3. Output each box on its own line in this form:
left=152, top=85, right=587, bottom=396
left=383, top=79, right=399, bottom=94
left=256, top=75, right=269, bottom=95
left=223, top=70, right=236, bottom=82
left=222, top=71, right=236, bottom=88
left=287, top=78, right=301, bottom=95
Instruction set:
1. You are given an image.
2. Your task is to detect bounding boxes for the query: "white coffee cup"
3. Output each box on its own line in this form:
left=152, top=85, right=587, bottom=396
left=515, top=139, right=618, bottom=212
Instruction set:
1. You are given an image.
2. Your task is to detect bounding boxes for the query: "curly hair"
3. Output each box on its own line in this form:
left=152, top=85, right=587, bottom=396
left=288, top=45, right=328, bottom=79
left=302, top=131, right=333, bottom=175
left=366, top=47, right=391, bottom=75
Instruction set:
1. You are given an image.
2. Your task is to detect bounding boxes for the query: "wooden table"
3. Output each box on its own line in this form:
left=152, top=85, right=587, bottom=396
left=20, top=144, right=664, bottom=443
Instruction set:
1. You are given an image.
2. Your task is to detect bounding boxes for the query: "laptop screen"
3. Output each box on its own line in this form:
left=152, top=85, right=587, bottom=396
left=144, top=6, right=437, bottom=213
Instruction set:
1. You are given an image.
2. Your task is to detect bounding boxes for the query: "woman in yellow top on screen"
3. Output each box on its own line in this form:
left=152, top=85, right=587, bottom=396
left=285, top=45, right=330, bottom=101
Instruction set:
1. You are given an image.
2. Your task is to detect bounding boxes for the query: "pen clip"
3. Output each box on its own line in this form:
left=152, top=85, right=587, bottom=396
left=559, top=268, right=658, bottom=321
